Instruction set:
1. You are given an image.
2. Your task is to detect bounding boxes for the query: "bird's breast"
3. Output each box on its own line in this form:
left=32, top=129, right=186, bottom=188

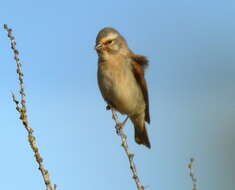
left=98, top=59, right=145, bottom=115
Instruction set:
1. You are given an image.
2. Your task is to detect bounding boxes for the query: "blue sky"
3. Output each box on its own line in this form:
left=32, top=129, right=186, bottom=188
left=0, top=0, right=234, bottom=190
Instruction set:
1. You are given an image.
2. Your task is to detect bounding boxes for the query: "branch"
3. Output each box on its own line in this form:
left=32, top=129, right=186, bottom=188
left=4, top=24, right=57, bottom=190
left=111, top=109, right=145, bottom=190
left=188, top=158, right=197, bottom=190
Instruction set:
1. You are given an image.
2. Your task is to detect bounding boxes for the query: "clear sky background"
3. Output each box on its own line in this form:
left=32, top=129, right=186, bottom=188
left=0, top=1, right=234, bottom=190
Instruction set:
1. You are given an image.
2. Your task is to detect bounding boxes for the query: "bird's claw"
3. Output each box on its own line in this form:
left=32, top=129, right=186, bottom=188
left=115, top=116, right=129, bottom=134
left=106, top=105, right=111, bottom=110
left=115, top=122, right=124, bottom=134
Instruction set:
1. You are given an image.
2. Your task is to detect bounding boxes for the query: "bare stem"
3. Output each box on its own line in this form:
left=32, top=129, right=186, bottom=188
left=111, top=109, right=145, bottom=190
left=4, top=24, right=56, bottom=190
left=188, top=158, right=197, bottom=190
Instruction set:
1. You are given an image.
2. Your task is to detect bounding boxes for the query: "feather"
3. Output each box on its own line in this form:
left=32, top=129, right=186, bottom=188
left=131, top=54, right=149, bottom=70
left=131, top=61, right=150, bottom=123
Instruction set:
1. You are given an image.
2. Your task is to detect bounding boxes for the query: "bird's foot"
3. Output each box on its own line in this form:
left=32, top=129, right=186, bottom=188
left=115, top=122, right=123, bottom=134
left=106, top=105, right=111, bottom=110
left=110, top=107, right=129, bottom=134
left=115, top=116, right=129, bottom=134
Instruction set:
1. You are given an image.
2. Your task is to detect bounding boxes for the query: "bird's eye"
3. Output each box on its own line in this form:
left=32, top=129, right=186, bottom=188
left=106, top=40, right=113, bottom=44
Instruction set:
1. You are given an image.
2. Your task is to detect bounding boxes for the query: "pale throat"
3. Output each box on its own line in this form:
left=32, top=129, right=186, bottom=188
left=98, top=49, right=129, bottom=64
left=98, top=50, right=112, bottom=62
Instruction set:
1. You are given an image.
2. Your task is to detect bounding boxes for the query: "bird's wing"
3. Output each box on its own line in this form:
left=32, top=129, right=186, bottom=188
left=131, top=55, right=150, bottom=123
left=131, top=54, right=149, bottom=70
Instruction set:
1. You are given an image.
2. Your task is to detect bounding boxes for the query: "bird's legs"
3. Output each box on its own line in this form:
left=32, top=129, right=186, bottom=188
left=109, top=105, right=129, bottom=134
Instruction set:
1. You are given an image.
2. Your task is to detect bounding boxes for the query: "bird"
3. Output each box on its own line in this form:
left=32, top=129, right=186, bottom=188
left=95, top=27, right=151, bottom=148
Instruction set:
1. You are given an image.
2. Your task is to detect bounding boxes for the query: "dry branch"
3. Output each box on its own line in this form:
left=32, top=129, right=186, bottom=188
left=4, top=24, right=56, bottom=190
left=111, top=108, right=145, bottom=190
left=188, top=158, right=197, bottom=190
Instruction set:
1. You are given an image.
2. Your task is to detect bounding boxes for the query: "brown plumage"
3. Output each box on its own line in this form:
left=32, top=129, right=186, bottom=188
left=95, top=27, right=151, bottom=148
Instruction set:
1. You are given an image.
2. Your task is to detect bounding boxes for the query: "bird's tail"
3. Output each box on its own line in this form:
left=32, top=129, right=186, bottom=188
left=131, top=115, right=151, bottom=148
left=134, top=124, right=151, bottom=148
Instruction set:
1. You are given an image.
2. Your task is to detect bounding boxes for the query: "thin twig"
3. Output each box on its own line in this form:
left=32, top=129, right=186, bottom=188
left=188, top=158, right=197, bottom=190
left=111, top=108, right=145, bottom=190
left=4, top=24, right=56, bottom=190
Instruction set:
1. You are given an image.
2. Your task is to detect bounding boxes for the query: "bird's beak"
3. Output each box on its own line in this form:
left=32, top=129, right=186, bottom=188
left=95, top=43, right=102, bottom=51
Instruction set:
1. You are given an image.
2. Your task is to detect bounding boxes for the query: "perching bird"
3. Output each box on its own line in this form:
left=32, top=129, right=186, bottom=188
left=95, top=27, right=151, bottom=148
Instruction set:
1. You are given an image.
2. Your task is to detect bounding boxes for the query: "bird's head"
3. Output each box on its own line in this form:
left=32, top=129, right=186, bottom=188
left=95, top=27, right=129, bottom=56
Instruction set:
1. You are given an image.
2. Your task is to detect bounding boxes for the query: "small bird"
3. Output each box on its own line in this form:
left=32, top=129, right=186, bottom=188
left=95, top=27, right=151, bottom=148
